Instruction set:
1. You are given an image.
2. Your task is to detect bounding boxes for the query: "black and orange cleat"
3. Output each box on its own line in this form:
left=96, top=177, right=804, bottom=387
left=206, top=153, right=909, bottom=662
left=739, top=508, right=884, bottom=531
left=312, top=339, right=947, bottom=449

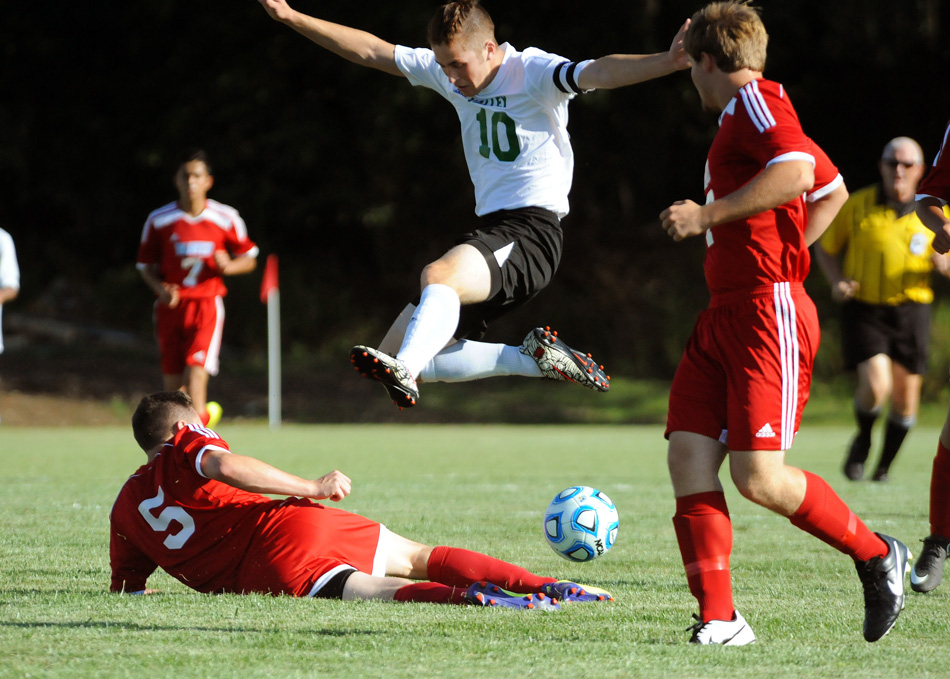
left=349, top=345, right=419, bottom=408
left=520, top=327, right=610, bottom=392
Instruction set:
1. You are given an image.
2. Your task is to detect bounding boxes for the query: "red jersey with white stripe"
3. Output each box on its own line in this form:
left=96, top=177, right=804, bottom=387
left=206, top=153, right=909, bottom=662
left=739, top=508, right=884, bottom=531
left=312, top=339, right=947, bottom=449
left=137, top=199, right=258, bottom=299
left=110, top=426, right=386, bottom=596
left=917, top=119, right=950, bottom=204
left=702, top=79, right=830, bottom=296
left=110, top=424, right=277, bottom=593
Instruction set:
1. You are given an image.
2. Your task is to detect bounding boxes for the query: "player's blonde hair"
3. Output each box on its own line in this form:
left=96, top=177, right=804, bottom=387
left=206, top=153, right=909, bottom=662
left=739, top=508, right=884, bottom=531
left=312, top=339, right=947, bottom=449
left=426, top=0, right=496, bottom=50
left=684, top=1, right=768, bottom=73
left=132, top=391, right=196, bottom=452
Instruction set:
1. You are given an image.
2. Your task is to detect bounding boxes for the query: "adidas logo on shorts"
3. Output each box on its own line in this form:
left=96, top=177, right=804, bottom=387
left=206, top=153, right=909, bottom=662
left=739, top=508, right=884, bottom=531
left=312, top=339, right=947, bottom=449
left=755, top=423, right=777, bottom=439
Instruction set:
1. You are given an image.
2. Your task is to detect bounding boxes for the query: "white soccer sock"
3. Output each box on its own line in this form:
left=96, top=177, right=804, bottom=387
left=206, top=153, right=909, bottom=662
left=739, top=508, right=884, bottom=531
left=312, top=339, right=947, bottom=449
left=396, top=283, right=461, bottom=377
left=418, top=340, right=543, bottom=382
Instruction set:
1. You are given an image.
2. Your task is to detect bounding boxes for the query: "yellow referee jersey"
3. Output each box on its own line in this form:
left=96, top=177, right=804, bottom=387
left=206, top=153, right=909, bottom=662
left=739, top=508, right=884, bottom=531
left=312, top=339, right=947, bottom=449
left=819, top=184, right=943, bottom=305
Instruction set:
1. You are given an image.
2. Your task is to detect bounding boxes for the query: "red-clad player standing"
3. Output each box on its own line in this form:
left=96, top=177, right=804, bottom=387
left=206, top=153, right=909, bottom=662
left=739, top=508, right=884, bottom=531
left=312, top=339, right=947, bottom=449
left=659, top=1, right=908, bottom=645
left=911, top=119, right=950, bottom=593
left=137, top=150, right=258, bottom=427
left=110, top=391, right=612, bottom=609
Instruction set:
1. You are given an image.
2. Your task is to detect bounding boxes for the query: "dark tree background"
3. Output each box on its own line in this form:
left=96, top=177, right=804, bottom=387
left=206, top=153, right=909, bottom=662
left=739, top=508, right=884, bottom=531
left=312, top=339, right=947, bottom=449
left=1, top=0, right=948, bottom=382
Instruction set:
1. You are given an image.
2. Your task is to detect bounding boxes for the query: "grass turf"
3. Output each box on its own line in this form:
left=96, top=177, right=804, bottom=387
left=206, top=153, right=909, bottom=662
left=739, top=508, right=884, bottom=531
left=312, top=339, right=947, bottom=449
left=1, top=423, right=947, bottom=678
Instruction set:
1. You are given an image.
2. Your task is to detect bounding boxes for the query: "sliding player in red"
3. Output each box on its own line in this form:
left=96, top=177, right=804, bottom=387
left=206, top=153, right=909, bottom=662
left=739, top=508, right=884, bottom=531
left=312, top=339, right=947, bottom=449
left=110, top=391, right=611, bottom=609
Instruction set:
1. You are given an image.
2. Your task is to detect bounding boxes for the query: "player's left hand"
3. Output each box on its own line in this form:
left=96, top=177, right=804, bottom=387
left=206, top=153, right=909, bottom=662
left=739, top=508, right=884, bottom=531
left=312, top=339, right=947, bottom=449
left=312, top=470, right=352, bottom=502
left=660, top=200, right=706, bottom=241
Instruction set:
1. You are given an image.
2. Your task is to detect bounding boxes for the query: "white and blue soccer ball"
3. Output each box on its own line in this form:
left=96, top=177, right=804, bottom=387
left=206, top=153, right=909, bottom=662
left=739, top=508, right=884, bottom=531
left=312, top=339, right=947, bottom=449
left=543, top=486, right=619, bottom=562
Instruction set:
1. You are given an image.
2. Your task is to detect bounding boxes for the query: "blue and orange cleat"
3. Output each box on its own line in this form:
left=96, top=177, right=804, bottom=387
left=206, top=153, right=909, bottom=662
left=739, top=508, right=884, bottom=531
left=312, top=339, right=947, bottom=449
left=464, top=581, right=561, bottom=611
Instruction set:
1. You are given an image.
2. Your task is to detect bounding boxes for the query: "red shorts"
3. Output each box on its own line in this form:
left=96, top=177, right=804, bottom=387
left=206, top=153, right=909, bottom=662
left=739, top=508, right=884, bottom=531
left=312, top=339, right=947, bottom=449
left=154, top=296, right=224, bottom=376
left=665, top=283, right=819, bottom=451
left=236, top=500, right=388, bottom=597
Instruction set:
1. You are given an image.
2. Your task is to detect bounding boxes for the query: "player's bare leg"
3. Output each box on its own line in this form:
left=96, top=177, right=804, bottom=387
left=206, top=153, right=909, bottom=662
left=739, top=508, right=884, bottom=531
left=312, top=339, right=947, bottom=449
left=184, top=366, right=210, bottom=420
left=342, top=572, right=415, bottom=601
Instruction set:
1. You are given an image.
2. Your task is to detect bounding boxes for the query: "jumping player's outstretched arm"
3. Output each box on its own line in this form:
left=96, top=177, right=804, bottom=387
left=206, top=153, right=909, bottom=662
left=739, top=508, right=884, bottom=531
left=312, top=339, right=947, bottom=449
left=201, top=448, right=352, bottom=501
left=577, top=19, right=690, bottom=91
left=257, top=0, right=403, bottom=77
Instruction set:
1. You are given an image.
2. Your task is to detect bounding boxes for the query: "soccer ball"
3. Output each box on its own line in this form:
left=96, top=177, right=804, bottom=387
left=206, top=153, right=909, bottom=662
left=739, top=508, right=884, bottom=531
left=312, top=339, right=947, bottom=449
left=543, top=486, right=619, bottom=562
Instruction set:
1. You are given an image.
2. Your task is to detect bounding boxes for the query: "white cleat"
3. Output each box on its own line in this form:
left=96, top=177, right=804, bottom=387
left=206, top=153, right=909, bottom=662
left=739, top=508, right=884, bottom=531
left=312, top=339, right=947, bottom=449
left=687, top=611, right=756, bottom=646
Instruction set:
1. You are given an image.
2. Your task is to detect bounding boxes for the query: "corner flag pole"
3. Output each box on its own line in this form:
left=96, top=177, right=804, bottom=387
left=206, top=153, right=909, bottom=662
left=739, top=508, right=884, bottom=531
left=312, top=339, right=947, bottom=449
left=260, top=255, right=281, bottom=428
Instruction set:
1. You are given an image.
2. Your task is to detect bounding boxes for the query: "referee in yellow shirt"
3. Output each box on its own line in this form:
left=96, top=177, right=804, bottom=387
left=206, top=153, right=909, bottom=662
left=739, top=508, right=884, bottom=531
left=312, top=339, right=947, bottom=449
left=815, top=136, right=950, bottom=482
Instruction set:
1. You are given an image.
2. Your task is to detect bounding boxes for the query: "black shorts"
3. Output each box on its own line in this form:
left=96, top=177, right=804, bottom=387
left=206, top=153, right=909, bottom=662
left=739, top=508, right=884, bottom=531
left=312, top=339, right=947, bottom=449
left=451, top=207, right=563, bottom=340
left=840, top=300, right=931, bottom=374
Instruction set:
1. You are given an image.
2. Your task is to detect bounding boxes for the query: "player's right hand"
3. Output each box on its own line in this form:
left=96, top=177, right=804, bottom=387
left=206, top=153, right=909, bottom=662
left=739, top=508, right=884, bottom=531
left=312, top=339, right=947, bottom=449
left=312, top=470, right=351, bottom=502
left=160, top=283, right=180, bottom=309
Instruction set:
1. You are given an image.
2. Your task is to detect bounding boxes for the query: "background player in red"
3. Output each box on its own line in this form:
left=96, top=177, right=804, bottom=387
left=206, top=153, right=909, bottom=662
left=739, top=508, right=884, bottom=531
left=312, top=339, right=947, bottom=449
left=137, top=150, right=258, bottom=427
left=658, top=1, right=907, bottom=645
left=110, top=391, right=612, bottom=609
left=911, top=119, right=950, bottom=593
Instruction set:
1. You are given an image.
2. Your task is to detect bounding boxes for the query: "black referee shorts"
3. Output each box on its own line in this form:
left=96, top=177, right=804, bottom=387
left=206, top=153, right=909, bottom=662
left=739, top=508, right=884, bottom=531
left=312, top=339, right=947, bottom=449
left=840, top=300, right=931, bottom=374
left=452, top=207, right=563, bottom=341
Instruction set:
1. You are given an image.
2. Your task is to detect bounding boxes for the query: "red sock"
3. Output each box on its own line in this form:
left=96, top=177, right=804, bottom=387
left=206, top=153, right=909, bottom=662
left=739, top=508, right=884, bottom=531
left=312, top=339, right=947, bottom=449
left=426, top=546, right=555, bottom=593
left=790, top=471, right=887, bottom=561
left=199, top=409, right=210, bottom=426
left=672, top=491, right=734, bottom=623
left=930, top=442, right=950, bottom=537
left=393, top=582, right=465, bottom=604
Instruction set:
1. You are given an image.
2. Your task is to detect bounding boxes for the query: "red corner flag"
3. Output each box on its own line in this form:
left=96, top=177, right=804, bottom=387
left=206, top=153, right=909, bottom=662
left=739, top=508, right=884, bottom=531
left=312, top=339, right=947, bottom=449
left=260, top=254, right=279, bottom=304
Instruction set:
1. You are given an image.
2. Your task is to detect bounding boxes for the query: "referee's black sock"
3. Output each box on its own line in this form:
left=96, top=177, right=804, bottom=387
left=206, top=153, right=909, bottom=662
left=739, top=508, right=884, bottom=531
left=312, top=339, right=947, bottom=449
left=874, top=415, right=913, bottom=476
left=847, top=406, right=879, bottom=464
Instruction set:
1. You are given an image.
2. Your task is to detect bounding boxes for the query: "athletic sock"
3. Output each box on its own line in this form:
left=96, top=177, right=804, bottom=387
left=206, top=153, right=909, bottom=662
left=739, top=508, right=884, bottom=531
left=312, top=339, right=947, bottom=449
left=199, top=409, right=210, bottom=426
left=874, top=415, right=913, bottom=474
left=418, top=341, right=543, bottom=382
left=426, top=546, right=555, bottom=593
left=930, top=441, right=950, bottom=537
left=395, top=283, right=460, bottom=377
left=672, top=491, right=734, bottom=623
left=393, top=582, right=465, bottom=604
left=848, top=404, right=880, bottom=464
left=789, top=470, right=887, bottom=561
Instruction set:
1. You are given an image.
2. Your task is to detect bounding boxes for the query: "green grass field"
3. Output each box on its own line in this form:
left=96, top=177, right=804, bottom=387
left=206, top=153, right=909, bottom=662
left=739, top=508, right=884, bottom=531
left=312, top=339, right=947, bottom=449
left=2, top=422, right=948, bottom=678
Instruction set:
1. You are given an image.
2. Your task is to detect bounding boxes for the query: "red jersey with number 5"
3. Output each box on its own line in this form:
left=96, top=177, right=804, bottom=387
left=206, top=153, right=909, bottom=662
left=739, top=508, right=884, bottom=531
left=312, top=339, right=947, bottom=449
left=136, top=199, right=258, bottom=299
left=110, top=424, right=278, bottom=594
left=703, top=79, right=834, bottom=296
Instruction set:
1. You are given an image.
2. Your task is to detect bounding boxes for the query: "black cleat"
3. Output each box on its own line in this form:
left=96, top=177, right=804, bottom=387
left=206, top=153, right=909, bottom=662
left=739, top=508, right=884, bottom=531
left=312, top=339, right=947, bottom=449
left=350, top=345, right=419, bottom=408
left=520, top=327, right=610, bottom=392
left=855, top=533, right=910, bottom=642
left=910, top=534, right=949, bottom=593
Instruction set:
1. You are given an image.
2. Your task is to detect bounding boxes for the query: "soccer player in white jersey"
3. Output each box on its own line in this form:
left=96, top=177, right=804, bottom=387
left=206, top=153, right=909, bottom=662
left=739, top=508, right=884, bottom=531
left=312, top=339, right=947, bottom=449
left=257, top=0, right=689, bottom=408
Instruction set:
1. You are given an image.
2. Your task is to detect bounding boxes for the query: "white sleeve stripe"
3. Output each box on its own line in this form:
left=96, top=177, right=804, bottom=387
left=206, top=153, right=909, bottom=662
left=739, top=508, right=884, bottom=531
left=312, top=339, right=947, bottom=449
left=194, top=444, right=230, bottom=478
left=807, top=173, right=844, bottom=202
left=740, top=81, right=777, bottom=133
left=766, top=151, right=815, bottom=167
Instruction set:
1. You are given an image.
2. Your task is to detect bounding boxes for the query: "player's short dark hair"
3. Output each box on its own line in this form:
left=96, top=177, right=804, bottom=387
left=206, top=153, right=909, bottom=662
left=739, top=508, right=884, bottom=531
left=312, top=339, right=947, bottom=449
left=178, top=148, right=213, bottom=175
left=685, top=1, right=768, bottom=73
left=132, top=391, right=196, bottom=452
left=427, top=0, right=495, bottom=49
